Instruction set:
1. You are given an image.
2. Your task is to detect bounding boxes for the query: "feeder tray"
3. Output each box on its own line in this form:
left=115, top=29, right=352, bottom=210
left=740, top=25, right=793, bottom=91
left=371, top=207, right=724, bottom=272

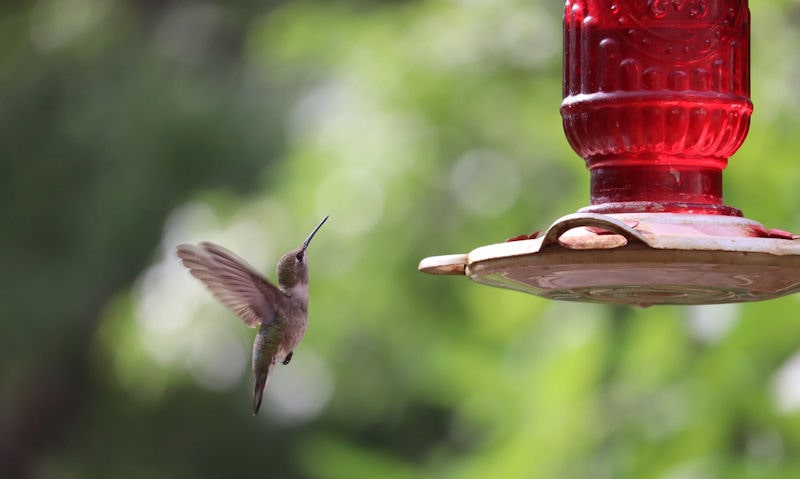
left=419, top=213, right=800, bottom=307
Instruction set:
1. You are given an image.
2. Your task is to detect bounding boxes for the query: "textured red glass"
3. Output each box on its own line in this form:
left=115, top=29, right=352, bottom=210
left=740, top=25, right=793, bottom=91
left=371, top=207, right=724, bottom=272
left=561, top=0, right=751, bottom=215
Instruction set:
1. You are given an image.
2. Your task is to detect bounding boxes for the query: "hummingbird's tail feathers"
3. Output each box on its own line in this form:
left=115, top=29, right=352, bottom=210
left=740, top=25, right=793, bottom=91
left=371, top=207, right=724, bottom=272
left=252, top=371, right=271, bottom=415
left=253, top=375, right=265, bottom=415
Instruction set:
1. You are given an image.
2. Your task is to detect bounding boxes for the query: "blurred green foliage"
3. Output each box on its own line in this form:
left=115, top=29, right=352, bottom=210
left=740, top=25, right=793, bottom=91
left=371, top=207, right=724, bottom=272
left=4, top=0, right=800, bottom=478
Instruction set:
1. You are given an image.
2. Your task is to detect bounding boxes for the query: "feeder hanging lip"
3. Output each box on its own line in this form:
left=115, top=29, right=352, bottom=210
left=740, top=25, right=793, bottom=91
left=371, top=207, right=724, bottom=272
left=419, top=213, right=800, bottom=307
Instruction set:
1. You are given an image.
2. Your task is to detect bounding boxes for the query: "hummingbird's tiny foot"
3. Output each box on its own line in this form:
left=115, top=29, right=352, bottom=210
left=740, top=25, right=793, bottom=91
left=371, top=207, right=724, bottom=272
left=282, top=352, right=293, bottom=365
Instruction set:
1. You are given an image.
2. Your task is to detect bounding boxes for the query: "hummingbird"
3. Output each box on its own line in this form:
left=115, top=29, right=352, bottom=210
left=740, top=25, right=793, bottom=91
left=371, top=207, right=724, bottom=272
left=176, top=215, right=328, bottom=415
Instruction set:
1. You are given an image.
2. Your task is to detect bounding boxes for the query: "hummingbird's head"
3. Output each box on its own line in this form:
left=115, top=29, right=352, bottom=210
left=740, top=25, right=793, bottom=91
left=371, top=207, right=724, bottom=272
left=276, top=216, right=328, bottom=289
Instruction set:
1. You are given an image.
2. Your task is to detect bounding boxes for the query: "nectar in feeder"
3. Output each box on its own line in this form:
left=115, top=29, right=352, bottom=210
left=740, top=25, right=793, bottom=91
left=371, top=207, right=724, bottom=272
left=562, top=0, right=752, bottom=216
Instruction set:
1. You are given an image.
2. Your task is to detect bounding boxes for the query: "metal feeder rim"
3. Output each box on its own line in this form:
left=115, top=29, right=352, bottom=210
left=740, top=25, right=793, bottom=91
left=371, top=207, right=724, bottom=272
left=418, top=212, right=800, bottom=276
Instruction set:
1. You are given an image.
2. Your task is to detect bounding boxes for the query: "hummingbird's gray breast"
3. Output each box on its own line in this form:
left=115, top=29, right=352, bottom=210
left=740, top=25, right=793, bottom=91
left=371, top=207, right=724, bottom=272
left=282, top=315, right=308, bottom=356
left=279, top=289, right=309, bottom=355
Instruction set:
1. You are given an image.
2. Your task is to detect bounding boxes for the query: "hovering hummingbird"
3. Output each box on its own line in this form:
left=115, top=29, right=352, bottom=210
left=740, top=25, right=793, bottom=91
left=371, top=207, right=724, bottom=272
left=176, top=215, right=329, bottom=415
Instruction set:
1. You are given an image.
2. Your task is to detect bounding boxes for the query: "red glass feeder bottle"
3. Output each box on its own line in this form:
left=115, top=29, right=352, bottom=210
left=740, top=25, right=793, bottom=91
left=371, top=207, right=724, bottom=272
left=419, top=0, right=800, bottom=306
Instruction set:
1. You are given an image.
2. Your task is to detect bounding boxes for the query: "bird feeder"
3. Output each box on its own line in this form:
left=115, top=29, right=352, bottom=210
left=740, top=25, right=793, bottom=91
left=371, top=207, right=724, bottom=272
left=418, top=0, right=800, bottom=306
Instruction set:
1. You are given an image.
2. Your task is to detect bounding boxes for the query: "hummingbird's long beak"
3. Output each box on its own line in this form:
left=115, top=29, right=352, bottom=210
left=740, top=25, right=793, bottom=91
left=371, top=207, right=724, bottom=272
left=303, top=215, right=329, bottom=249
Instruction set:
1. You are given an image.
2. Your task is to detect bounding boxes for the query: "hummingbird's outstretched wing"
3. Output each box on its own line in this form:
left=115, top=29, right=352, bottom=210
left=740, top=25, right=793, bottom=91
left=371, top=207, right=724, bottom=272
left=176, top=242, right=285, bottom=328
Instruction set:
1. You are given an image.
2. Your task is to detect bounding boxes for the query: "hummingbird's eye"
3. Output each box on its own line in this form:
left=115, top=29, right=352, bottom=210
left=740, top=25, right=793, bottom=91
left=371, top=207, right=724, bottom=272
left=295, top=252, right=304, bottom=262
